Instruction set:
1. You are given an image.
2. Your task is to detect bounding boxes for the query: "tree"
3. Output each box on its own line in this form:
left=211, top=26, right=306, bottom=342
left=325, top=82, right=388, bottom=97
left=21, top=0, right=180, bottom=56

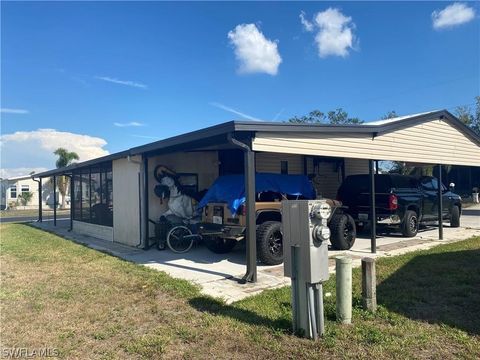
left=382, top=111, right=398, bottom=120
left=18, top=191, right=33, bottom=207
left=288, top=110, right=326, bottom=124
left=53, top=148, right=79, bottom=209
left=288, top=108, right=363, bottom=124
left=455, top=96, right=480, bottom=135
left=327, top=108, right=363, bottom=125
left=388, top=162, right=413, bottom=175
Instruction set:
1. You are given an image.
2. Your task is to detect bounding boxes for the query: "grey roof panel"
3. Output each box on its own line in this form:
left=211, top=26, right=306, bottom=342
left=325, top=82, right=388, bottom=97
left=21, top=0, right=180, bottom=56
left=34, top=109, right=479, bottom=178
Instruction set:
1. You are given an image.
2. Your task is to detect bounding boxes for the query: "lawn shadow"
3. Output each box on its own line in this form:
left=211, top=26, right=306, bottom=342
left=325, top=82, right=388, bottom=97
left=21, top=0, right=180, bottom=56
left=189, top=296, right=292, bottom=331
left=377, top=248, right=480, bottom=335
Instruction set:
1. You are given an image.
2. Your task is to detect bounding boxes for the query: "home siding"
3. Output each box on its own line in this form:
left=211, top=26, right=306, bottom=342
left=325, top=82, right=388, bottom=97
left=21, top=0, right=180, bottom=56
left=252, top=118, right=480, bottom=166
left=255, top=152, right=304, bottom=174
left=112, top=156, right=142, bottom=246
left=147, top=151, right=219, bottom=236
left=73, top=220, right=113, bottom=242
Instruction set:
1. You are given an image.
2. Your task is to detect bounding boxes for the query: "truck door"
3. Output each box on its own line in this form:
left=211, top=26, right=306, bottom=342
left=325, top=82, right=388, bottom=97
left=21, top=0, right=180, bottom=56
left=420, top=177, right=436, bottom=220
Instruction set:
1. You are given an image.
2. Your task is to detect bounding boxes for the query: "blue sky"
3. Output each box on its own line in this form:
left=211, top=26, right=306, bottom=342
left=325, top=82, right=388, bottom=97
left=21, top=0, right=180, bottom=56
left=1, top=1, right=479, bottom=177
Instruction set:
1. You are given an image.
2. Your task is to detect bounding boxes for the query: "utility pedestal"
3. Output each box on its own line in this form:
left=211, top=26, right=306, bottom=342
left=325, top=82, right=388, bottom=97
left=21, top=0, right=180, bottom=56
left=283, top=200, right=332, bottom=339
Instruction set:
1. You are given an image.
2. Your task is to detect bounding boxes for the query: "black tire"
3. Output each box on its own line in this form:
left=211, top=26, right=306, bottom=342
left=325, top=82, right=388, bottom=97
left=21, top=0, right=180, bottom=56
left=256, top=221, right=283, bottom=265
left=203, top=236, right=237, bottom=254
left=450, top=205, right=460, bottom=228
left=330, top=214, right=356, bottom=250
left=401, top=210, right=418, bottom=237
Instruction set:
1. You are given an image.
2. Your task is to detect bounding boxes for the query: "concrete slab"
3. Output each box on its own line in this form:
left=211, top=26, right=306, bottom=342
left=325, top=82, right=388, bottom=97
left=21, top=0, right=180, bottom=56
left=29, top=213, right=480, bottom=304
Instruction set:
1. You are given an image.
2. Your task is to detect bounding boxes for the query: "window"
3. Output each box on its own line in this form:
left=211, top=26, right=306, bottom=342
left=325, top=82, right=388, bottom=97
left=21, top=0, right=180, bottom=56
left=73, top=162, right=113, bottom=227
left=281, top=161, right=289, bottom=175
left=10, top=185, right=17, bottom=198
left=420, top=177, right=437, bottom=190
left=21, top=184, right=30, bottom=194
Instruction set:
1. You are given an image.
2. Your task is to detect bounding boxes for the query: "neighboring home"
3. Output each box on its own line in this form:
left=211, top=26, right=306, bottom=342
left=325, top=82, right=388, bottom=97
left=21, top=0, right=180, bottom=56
left=0, top=175, right=68, bottom=210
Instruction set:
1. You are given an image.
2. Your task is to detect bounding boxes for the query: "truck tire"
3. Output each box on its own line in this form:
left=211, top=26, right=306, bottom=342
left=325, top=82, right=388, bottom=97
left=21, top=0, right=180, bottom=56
left=330, top=214, right=356, bottom=250
left=450, top=205, right=460, bottom=228
left=256, top=221, right=283, bottom=265
left=203, top=236, right=237, bottom=254
left=401, top=210, right=418, bottom=237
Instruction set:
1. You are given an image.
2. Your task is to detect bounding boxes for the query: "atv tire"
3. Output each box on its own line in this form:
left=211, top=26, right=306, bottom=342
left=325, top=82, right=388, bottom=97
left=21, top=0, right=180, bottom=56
left=256, top=221, right=283, bottom=265
left=330, top=214, right=356, bottom=250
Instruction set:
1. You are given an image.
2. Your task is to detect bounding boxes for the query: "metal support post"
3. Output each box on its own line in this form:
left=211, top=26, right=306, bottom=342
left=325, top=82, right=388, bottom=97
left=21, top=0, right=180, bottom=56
left=369, top=160, right=376, bottom=253
left=53, top=176, right=57, bottom=226
left=244, top=149, right=257, bottom=282
left=438, top=164, right=443, bottom=240
left=69, top=175, right=73, bottom=231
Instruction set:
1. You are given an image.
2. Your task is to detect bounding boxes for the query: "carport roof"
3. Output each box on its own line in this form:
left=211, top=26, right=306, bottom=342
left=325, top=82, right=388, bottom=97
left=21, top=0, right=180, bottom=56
left=34, top=109, right=479, bottom=178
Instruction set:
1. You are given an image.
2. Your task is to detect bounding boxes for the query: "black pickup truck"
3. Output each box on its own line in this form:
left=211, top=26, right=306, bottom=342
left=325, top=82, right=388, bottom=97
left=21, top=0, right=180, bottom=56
left=337, top=174, right=462, bottom=237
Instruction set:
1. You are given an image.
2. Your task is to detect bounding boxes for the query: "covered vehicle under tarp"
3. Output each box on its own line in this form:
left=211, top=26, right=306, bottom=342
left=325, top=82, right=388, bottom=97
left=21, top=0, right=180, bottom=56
left=198, top=173, right=316, bottom=214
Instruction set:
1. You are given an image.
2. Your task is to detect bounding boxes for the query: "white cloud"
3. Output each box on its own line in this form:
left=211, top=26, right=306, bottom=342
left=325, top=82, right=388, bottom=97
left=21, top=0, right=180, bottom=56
left=1, top=108, right=29, bottom=114
left=95, top=76, right=147, bottom=89
left=131, top=134, right=159, bottom=140
left=228, top=24, right=282, bottom=75
left=0, top=129, right=109, bottom=178
left=432, top=3, right=475, bottom=30
left=210, top=102, right=262, bottom=121
left=113, top=121, right=145, bottom=127
left=301, top=8, right=357, bottom=58
left=300, top=11, right=314, bottom=32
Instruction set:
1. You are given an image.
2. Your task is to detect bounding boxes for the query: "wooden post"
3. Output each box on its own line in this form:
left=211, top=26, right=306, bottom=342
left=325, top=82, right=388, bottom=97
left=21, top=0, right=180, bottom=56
left=361, top=258, right=377, bottom=312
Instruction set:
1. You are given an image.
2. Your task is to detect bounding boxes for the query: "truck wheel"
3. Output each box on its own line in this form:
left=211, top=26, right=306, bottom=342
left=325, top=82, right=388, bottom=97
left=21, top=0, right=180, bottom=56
left=450, top=206, right=460, bottom=228
left=256, top=221, right=283, bottom=265
left=203, top=236, right=236, bottom=254
left=401, top=210, right=418, bottom=237
left=330, top=214, right=356, bottom=250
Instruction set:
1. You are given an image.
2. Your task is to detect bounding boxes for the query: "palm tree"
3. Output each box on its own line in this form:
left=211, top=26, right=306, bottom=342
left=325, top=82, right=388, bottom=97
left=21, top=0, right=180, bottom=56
left=54, top=148, right=79, bottom=209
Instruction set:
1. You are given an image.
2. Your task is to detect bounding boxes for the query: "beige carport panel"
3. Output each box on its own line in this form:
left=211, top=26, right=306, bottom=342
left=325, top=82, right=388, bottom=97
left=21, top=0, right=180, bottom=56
left=252, top=118, right=480, bottom=166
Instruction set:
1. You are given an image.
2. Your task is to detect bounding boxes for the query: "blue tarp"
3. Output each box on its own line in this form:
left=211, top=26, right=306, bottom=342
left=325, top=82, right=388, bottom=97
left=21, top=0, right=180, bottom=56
left=198, top=173, right=316, bottom=214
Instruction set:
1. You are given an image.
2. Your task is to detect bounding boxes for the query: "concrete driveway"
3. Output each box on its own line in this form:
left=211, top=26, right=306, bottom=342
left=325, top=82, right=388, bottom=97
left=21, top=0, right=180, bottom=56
left=30, top=205, right=480, bottom=303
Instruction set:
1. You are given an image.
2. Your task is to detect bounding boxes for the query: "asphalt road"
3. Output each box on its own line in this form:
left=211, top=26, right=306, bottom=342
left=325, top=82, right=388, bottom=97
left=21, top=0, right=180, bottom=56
left=0, top=216, right=69, bottom=224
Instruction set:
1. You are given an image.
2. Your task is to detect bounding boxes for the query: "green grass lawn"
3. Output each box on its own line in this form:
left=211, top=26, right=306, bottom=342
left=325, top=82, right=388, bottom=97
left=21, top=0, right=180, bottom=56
left=1, top=224, right=479, bottom=359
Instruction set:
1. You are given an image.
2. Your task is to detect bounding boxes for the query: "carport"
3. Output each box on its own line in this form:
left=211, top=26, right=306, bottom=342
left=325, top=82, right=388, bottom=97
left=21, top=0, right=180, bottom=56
left=34, top=109, right=480, bottom=283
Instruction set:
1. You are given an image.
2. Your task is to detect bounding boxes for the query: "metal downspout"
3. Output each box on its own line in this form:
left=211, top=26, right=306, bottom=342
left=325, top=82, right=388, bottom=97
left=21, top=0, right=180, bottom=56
left=227, top=133, right=257, bottom=283
left=142, top=155, right=149, bottom=249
